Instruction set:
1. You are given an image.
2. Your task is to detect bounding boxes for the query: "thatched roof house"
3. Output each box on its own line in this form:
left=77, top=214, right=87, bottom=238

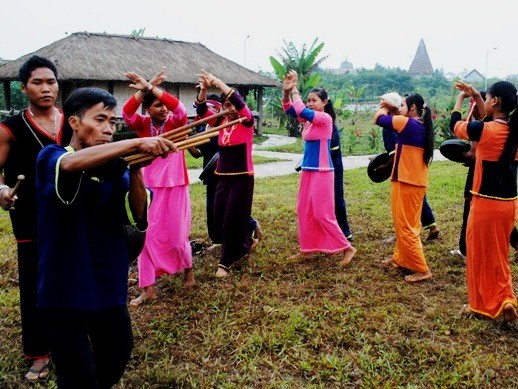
left=0, top=32, right=280, bottom=132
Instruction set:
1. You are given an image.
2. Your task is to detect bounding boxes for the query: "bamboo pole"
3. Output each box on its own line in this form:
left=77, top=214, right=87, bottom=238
left=159, top=110, right=228, bottom=141
left=123, top=110, right=229, bottom=164
left=126, top=117, right=244, bottom=166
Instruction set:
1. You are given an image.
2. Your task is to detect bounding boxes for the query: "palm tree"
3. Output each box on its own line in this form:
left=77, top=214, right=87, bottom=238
left=269, top=38, right=329, bottom=137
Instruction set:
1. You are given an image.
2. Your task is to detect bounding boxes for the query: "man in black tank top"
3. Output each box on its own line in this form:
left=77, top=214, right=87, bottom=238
left=0, top=55, right=61, bottom=382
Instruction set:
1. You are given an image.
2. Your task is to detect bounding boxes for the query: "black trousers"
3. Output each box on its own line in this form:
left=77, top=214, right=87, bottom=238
left=43, top=305, right=133, bottom=389
left=421, top=195, right=436, bottom=229
left=214, top=175, right=254, bottom=268
left=331, top=149, right=352, bottom=237
left=17, top=241, right=50, bottom=358
left=206, top=180, right=218, bottom=244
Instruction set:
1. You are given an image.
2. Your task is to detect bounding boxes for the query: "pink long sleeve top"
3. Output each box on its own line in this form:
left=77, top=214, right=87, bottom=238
left=283, top=98, right=333, bottom=171
left=122, top=91, right=189, bottom=187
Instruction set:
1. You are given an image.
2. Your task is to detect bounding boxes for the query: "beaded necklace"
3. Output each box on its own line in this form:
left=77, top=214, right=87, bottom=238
left=150, top=118, right=166, bottom=137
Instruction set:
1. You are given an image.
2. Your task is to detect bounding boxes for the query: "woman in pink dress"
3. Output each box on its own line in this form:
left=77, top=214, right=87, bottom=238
left=122, top=69, right=195, bottom=306
left=282, top=70, right=356, bottom=265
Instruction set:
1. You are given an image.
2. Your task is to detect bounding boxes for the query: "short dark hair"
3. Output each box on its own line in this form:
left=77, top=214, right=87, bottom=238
left=60, top=87, right=116, bottom=145
left=142, top=92, right=157, bottom=108
left=207, top=93, right=220, bottom=103
left=18, top=55, right=58, bottom=85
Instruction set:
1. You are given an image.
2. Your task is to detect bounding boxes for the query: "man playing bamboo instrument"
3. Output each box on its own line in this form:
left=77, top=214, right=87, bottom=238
left=122, top=68, right=195, bottom=306
left=35, top=87, right=175, bottom=387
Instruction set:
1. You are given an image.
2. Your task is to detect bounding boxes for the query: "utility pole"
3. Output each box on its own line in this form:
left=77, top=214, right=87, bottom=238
left=244, top=35, right=250, bottom=68
left=485, top=47, right=498, bottom=91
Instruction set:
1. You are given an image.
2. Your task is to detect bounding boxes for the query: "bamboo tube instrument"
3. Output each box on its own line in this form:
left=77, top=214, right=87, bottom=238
left=125, top=117, right=244, bottom=166
left=123, top=110, right=229, bottom=164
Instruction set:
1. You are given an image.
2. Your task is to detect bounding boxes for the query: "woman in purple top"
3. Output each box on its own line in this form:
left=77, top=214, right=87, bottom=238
left=282, top=70, right=356, bottom=265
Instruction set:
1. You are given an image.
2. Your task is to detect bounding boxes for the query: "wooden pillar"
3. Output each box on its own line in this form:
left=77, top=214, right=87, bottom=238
left=256, top=87, right=264, bottom=136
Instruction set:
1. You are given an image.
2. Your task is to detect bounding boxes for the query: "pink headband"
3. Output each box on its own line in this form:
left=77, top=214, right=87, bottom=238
left=207, top=100, right=222, bottom=109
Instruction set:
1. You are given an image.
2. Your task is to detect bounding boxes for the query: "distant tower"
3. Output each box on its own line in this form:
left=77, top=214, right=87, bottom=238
left=339, top=58, right=354, bottom=73
left=408, top=39, right=434, bottom=75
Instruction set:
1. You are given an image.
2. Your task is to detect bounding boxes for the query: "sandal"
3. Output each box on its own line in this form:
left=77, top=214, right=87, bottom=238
left=25, top=362, right=50, bottom=382
left=215, top=264, right=230, bottom=278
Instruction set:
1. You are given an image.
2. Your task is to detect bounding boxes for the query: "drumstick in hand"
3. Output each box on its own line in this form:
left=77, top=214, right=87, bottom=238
left=10, top=175, right=25, bottom=197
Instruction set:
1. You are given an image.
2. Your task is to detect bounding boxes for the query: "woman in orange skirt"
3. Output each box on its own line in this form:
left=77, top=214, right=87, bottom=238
left=452, top=81, right=518, bottom=322
left=373, top=93, right=435, bottom=282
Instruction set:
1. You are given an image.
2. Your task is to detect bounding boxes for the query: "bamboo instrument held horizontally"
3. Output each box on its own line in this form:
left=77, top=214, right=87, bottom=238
left=123, top=110, right=229, bottom=165
left=125, top=117, right=244, bottom=166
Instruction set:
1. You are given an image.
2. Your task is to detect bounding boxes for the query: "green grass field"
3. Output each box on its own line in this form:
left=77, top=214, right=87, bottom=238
left=1, top=161, right=518, bottom=387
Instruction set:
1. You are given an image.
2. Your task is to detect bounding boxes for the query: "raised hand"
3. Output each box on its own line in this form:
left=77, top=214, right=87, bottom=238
left=455, top=81, right=478, bottom=98
left=380, top=100, right=400, bottom=115
left=288, top=69, right=299, bottom=85
left=149, top=67, right=167, bottom=87
left=282, top=71, right=295, bottom=93
left=125, top=71, right=149, bottom=91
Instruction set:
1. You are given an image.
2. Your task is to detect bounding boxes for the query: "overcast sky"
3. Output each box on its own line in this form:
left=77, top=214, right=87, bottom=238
left=2, top=0, right=516, bottom=79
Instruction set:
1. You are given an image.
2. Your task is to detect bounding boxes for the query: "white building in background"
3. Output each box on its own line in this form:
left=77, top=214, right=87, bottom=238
left=324, top=58, right=356, bottom=75
left=463, top=69, right=484, bottom=84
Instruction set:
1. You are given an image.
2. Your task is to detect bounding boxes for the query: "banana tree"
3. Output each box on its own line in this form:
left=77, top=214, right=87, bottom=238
left=269, top=38, right=329, bottom=137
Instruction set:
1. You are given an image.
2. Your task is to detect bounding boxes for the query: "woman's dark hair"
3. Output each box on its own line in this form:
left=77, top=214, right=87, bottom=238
left=60, top=87, right=117, bottom=145
left=207, top=93, right=221, bottom=103
left=405, top=93, right=434, bottom=165
left=142, top=92, right=158, bottom=108
left=309, top=87, right=336, bottom=123
left=18, top=55, right=58, bottom=85
left=488, top=81, right=518, bottom=168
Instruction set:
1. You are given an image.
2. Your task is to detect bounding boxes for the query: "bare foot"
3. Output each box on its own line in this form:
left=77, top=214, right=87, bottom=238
left=215, top=266, right=229, bottom=278
left=182, top=268, right=195, bottom=289
left=503, top=303, right=518, bottom=322
left=404, top=270, right=432, bottom=283
left=460, top=304, right=472, bottom=316
left=287, top=252, right=314, bottom=262
left=130, top=285, right=157, bottom=306
left=254, top=221, right=263, bottom=241
left=338, top=246, right=357, bottom=267
left=382, top=235, right=396, bottom=244
left=426, top=225, right=440, bottom=241
left=207, top=243, right=222, bottom=252
left=25, top=357, right=50, bottom=382
left=381, top=257, right=399, bottom=268
left=250, top=238, right=259, bottom=252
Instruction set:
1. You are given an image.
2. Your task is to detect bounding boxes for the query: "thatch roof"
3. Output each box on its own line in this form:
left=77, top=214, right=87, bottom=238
left=408, top=39, right=434, bottom=75
left=0, top=32, right=279, bottom=88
